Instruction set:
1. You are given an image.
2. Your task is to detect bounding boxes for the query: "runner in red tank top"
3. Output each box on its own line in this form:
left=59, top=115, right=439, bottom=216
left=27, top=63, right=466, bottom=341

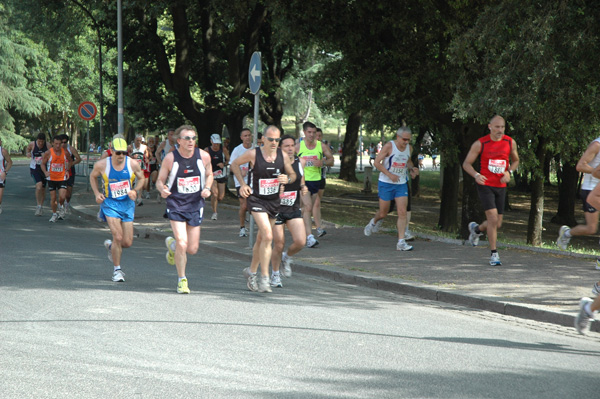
left=462, top=115, right=520, bottom=266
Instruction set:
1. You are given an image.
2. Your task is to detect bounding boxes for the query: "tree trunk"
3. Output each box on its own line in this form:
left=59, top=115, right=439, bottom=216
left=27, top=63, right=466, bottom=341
left=410, top=128, right=426, bottom=197
left=550, top=159, right=578, bottom=226
left=339, top=111, right=362, bottom=182
left=460, top=122, right=486, bottom=239
left=438, top=160, right=460, bottom=232
left=527, top=137, right=547, bottom=246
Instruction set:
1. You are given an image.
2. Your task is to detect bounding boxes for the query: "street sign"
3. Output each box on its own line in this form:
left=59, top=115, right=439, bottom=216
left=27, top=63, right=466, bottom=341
left=248, top=52, right=262, bottom=94
left=78, top=101, right=97, bottom=121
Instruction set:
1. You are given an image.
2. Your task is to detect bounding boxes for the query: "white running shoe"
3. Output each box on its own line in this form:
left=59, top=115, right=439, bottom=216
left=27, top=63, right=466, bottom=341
left=165, top=236, right=175, bottom=265
left=372, top=219, right=383, bottom=233
left=211, top=212, right=218, bottom=220
left=396, top=239, right=413, bottom=251
left=317, top=228, right=327, bottom=238
left=306, top=234, right=319, bottom=248
left=104, top=239, right=113, bottom=262
left=258, top=276, right=272, bottom=293
left=239, top=227, right=248, bottom=237
left=556, top=225, right=570, bottom=250
left=35, top=205, right=42, bottom=216
left=112, top=269, right=125, bottom=282
left=270, top=274, right=283, bottom=288
left=135, top=197, right=143, bottom=206
left=49, top=213, right=58, bottom=223
left=156, top=193, right=162, bottom=203
left=575, top=297, right=594, bottom=335
left=468, top=222, right=482, bottom=246
left=592, top=282, right=600, bottom=296
left=281, top=252, right=292, bottom=277
left=242, top=267, right=252, bottom=279
left=144, top=191, right=150, bottom=199
left=58, top=206, right=65, bottom=220
left=65, top=203, right=72, bottom=215
left=405, top=230, right=415, bottom=241
left=490, top=252, right=502, bottom=266
left=247, top=273, right=258, bottom=292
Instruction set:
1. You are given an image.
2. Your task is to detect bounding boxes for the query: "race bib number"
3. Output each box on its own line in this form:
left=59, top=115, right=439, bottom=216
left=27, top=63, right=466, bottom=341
left=280, top=191, right=297, bottom=206
left=304, top=155, right=318, bottom=167
left=50, top=163, right=64, bottom=173
left=109, top=180, right=130, bottom=198
left=488, top=159, right=506, bottom=174
left=213, top=169, right=224, bottom=179
left=390, top=161, right=407, bottom=175
left=35, top=156, right=42, bottom=165
left=259, top=178, right=279, bottom=196
left=177, top=176, right=200, bottom=194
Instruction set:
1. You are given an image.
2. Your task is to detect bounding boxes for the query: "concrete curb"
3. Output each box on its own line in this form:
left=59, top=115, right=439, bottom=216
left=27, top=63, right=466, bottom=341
left=69, top=190, right=598, bottom=334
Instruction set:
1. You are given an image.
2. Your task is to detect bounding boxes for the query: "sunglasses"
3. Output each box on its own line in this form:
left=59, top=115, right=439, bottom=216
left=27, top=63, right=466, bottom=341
left=114, top=151, right=126, bottom=155
left=401, top=138, right=411, bottom=142
left=180, top=136, right=196, bottom=141
left=62, top=141, right=68, bottom=144
left=265, top=137, right=281, bottom=142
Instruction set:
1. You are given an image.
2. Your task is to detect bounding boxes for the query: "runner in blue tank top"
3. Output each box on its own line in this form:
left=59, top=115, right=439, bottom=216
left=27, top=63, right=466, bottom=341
left=156, top=125, right=213, bottom=294
left=90, top=137, right=146, bottom=283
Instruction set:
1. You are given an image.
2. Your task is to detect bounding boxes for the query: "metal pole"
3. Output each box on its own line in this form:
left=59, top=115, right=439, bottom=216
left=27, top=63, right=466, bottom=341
left=249, top=93, right=259, bottom=247
left=359, top=124, right=363, bottom=171
left=86, top=121, right=91, bottom=191
left=98, top=37, right=104, bottom=148
left=117, top=0, right=124, bottom=135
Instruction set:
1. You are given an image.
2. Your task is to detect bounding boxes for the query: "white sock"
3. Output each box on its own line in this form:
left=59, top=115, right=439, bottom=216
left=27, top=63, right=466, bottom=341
left=178, top=276, right=186, bottom=282
left=114, top=266, right=121, bottom=272
left=272, top=271, right=280, bottom=276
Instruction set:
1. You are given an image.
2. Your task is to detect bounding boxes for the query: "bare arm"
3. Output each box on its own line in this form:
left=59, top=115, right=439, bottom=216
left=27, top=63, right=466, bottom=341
left=373, top=142, right=398, bottom=182
left=90, top=159, right=107, bottom=204
left=322, top=143, right=334, bottom=167
left=26, top=142, right=34, bottom=158
left=462, top=140, right=484, bottom=184
left=500, top=139, right=520, bottom=184
left=156, top=152, right=174, bottom=198
left=40, top=151, right=51, bottom=177
left=200, top=150, right=213, bottom=198
left=129, top=159, right=146, bottom=200
left=231, top=149, right=256, bottom=197
left=576, top=141, right=600, bottom=174
left=70, top=147, right=82, bottom=166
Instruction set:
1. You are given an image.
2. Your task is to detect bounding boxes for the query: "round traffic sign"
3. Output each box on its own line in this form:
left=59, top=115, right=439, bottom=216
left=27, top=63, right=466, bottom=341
left=78, top=101, right=97, bottom=121
left=248, top=52, right=262, bottom=95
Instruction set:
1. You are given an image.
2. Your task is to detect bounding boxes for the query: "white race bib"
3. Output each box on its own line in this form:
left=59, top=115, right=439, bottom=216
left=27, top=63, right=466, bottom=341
left=109, top=180, right=131, bottom=198
left=259, top=178, right=279, bottom=196
left=280, top=191, right=297, bottom=206
left=177, top=176, right=200, bottom=194
left=213, top=169, right=224, bottom=179
left=390, top=161, right=406, bottom=175
left=488, top=159, right=506, bottom=174
left=303, top=155, right=318, bottom=167
left=35, top=156, right=42, bottom=165
left=50, top=163, right=64, bottom=173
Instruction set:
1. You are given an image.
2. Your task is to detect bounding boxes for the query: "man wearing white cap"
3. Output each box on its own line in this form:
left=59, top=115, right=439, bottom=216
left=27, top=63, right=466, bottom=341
left=205, top=134, right=229, bottom=220
left=90, top=137, right=146, bottom=282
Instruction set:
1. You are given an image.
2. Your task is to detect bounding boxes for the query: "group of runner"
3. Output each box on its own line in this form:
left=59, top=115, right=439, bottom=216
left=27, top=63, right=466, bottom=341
left=7, top=115, right=598, bottom=334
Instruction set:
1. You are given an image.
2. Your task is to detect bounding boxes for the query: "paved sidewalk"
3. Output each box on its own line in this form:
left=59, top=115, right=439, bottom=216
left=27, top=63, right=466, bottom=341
left=70, top=181, right=600, bottom=334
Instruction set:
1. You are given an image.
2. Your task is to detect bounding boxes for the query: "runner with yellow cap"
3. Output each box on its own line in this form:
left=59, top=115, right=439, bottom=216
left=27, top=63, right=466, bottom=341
left=90, top=137, right=146, bottom=282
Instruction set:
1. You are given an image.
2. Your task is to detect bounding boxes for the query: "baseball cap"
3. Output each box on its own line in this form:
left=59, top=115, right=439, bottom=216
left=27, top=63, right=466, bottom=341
left=210, top=134, right=222, bottom=144
left=112, top=137, right=128, bottom=152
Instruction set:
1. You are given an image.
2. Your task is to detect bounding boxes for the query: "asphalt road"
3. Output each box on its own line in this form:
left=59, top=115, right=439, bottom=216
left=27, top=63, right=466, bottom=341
left=1, top=166, right=599, bottom=399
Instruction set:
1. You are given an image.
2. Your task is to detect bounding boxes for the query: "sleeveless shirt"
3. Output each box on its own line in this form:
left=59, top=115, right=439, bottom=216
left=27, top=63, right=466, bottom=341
left=165, top=148, right=206, bottom=212
left=249, top=148, right=285, bottom=201
left=378, top=141, right=410, bottom=185
left=478, top=134, right=512, bottom=188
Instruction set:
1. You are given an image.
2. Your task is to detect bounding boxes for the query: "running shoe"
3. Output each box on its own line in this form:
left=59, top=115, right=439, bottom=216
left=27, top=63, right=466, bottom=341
left=177, top=278, right=190, bottom=294
left=144, top=191, right=150, bottom=199
left=156, top=193, right=162, bottom=203
left=270, top=274, right=283, bottom=288
left=104, top=239, right=113, bottom=262
left=165, top=236, right=175, bottom=265
left=317, top=228, right=327, bottom=238
left=211, top=212, right=218, bottom=220
left=247, top=273, right=258, bottom=292
left=58, top=206, right=65, bottom=220
left=405, top=229, right=415, bottom=241
left=468, top=222, right=482, bottom=246
left=281, top=252, right=292, bottom=277
left=596, top=258, right=600, bottom=271
left=490, top=252, right=502, bottom=266
left=592, top=282, right=600, bottom=296
left=136, top=197, right=143, bottom=206
left=258, top=276, right=272, bottom=293
left=49, top=213, right=58, bottom=223
left=242, top=267, right=252, bottom=279
left=396, top=240, right=413, bottom=251
left=372, top=219, right=383, bottom=233
left=112, top=269, right=125, bottom=282
left=306, top=235, right=319, bottom=248
left=96, top=210, right=104, bottom=222
left=575, top=297, right=594, bottom=335
left=65, top=203, right=72, bottom=215
left=35, top=205, right=42, bottom=216
left=239, top=227, right=248, bottom=237
left=556, top=225, right=570, bottom=250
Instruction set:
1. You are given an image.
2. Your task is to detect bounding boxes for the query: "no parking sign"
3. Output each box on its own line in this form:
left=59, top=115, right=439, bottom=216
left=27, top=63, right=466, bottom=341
left=78, top=101, right=97, bottom=121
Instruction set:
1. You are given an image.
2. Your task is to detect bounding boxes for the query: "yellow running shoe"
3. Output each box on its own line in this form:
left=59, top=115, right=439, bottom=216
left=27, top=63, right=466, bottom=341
left=177, top=278, right=190, bottom=294
left=165, top=236, right=175, bottom=265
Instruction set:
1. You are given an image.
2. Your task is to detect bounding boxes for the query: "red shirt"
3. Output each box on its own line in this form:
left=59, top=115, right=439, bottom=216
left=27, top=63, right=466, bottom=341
left=479, top=134, right=512, bottom=188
